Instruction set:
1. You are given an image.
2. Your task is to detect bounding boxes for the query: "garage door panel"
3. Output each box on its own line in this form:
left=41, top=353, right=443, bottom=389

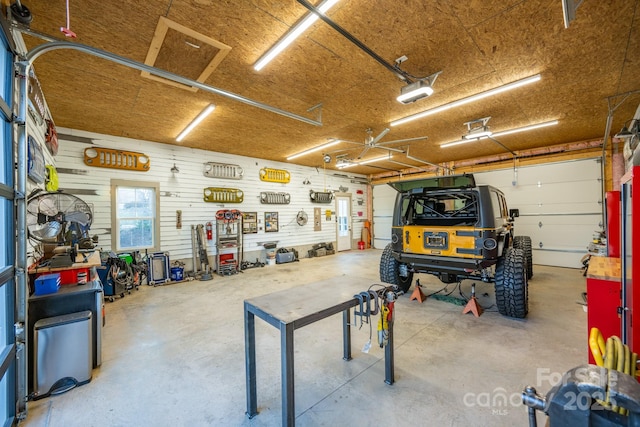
left=493, top=182, right=600, bottom=206
left=373, top=184, right=396, bottom=249
left=510, top=202, right=601, bottom=215
left=517, top=159, right=601, bottom=182
left=532, top=250, right=584, bottom=269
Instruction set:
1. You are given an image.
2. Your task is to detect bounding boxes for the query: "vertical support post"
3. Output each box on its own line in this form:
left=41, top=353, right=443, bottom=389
left=281, top=322, right=295, bottom=427
left=384, top=319, right=394, bottom=385
left=15, top=60, right=29, bottom=418
left=342, top=308, right=352, bottom=361
left=244, top=303, right=258, bottom=418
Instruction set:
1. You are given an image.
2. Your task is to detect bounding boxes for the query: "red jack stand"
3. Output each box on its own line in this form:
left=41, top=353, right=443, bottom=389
left=462, top=283, right=483, bottom=317
left=410, top=279, right=426, bottom=303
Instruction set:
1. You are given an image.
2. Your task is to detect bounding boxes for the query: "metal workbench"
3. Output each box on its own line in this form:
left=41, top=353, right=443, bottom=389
left=244, top=278, right=395, bottom=426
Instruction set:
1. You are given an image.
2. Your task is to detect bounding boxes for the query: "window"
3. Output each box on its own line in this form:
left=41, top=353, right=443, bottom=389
left=111, top=180, right=160, bottom=251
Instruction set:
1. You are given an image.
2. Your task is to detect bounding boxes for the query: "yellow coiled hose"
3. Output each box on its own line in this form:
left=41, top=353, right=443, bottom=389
left=590, top=328, right=637, bottom=415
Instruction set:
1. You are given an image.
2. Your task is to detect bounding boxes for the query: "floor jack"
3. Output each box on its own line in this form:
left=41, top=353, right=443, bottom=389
left=522, top=365, right=640, bottom=426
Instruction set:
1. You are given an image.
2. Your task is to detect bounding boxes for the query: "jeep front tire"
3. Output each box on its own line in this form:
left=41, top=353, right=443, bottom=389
left=494, top=247, right=528, bottom=318
left=380, top=243, right=414, bottom=292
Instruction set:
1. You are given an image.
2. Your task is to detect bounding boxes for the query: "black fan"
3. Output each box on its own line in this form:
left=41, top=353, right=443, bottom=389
left=27, top=192, right=92, bottom=244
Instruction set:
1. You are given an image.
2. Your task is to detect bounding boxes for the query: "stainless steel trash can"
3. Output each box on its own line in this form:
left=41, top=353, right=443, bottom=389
left=33, top=310, right=93, bottom=399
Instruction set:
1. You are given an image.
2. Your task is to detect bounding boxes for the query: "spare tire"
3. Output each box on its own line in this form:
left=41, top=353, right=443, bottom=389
left=379, top=243, right=413, bottom=292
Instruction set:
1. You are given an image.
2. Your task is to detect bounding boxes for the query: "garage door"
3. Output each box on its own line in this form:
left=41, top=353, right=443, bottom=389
left=372, top=158, right=602, bottom=268
left=372, top=184, right=396, bottom=249
left=474, top=158, right=602, bottom=268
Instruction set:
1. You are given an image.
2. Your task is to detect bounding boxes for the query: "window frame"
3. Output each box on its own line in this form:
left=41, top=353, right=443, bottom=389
left=110, top=179, right=161, bottom=252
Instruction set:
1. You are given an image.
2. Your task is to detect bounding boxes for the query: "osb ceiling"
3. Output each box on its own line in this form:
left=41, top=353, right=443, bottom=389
left=12, top=0, right=640, bottom=176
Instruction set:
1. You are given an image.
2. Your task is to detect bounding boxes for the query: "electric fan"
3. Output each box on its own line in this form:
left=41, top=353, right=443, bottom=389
left=296, top=211, right=308, bottom=226
left=26, top=191, right=93, bottom=244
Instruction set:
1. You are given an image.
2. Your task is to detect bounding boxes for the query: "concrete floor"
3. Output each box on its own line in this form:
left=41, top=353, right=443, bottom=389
left=23, top=249, right=587, bottom=427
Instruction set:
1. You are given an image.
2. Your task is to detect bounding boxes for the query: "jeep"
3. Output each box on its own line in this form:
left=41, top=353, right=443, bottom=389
left=379, top=174, right=532, bottom=318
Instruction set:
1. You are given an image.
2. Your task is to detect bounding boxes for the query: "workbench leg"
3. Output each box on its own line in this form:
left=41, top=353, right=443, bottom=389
left=343, top=309, right=352, bottom=361
left=385, top=320, right=394, bottom=385
left=245, top=305, right=258, bottom=418
left=281, top=322, right=295, bottom=427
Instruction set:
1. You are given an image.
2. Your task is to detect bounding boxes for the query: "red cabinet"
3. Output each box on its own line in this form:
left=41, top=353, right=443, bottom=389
left=586, top=256, right=621, bottom=364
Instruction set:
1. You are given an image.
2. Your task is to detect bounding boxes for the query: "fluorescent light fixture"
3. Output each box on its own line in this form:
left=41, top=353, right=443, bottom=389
left=337, top=154, right=392, bottom=168
left=176, top=104, right=216, bottom=142
left=287, top=139, right=341, bottom=160
left=492, top=120, right=558, bottom=137
left=440, top=120, right=558, bottom=148
left=254, top=0, right=340, bottom=71
left=391, top=74, right=542, bottom=127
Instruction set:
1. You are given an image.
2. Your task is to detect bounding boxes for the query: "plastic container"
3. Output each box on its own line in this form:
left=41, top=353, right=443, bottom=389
left=358, top=241, right=365, bottom=250
left=170, top=266, right=184, bottom=281
left=34, top=273, right=61, bottom=296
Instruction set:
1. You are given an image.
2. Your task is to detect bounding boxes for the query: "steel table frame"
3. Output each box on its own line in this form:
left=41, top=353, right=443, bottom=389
left=244, top=281, right=394, bottom=427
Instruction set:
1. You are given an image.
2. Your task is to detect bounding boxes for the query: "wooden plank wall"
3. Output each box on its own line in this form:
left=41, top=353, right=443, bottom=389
left=52, top=128, right=369, bottom=268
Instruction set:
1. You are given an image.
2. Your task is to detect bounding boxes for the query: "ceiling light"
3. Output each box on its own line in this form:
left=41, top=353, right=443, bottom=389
left=397, top=71, right=442, bottom=104
left=254, top=0, right=340, bottom=71
left=440, top=120, right=558, bottom=148
left=391, top=74, right=542, bottom=127
left=492, top=120, right=558, bottom=137
left=287, top=139, right=341, bottom=160
left=176, top=104, right=215, bottom=142
left=337, top=154, right=392, bottom=168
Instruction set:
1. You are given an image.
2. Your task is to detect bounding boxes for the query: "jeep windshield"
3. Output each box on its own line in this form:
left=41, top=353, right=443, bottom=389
left=401, top=190, right=478, bottom=227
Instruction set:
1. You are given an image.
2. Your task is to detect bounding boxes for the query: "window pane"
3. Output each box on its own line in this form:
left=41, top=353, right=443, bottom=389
left=119, top=219, right=153, bottom=249
left=0, top=369, right=8, bottom=421
left=117, top=187, right=154, bottom=218
left=0, top=200, right=5, bottom=268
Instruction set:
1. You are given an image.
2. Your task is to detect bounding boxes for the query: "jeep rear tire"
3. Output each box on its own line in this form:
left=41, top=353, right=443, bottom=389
left=494, top=247, right=528, bottom=318
left=513, top=235, right=533, bottom=280
left=380, top=243, right=414, bottom=292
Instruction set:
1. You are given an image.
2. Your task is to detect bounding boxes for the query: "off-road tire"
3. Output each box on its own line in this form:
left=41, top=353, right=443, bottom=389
left=380, top=243, right=414, bottom=292
left=495, top=247, right=528, bottom=318
left=513, top=235, right=533, bottom=280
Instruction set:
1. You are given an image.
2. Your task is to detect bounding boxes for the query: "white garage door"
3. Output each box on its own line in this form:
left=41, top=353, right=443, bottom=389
left=372, top=183, right=396, bottom=249
left=474, top=158, right=602, bottom=268
left=372, top=158, right=602, bottom=268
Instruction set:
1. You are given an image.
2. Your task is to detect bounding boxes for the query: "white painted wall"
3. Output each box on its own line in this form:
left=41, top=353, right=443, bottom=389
left=52, top=128, right=368, bottom=267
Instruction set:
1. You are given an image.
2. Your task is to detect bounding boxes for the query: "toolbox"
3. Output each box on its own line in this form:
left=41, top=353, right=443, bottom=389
left=34, top=273, right=61, bottom=296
